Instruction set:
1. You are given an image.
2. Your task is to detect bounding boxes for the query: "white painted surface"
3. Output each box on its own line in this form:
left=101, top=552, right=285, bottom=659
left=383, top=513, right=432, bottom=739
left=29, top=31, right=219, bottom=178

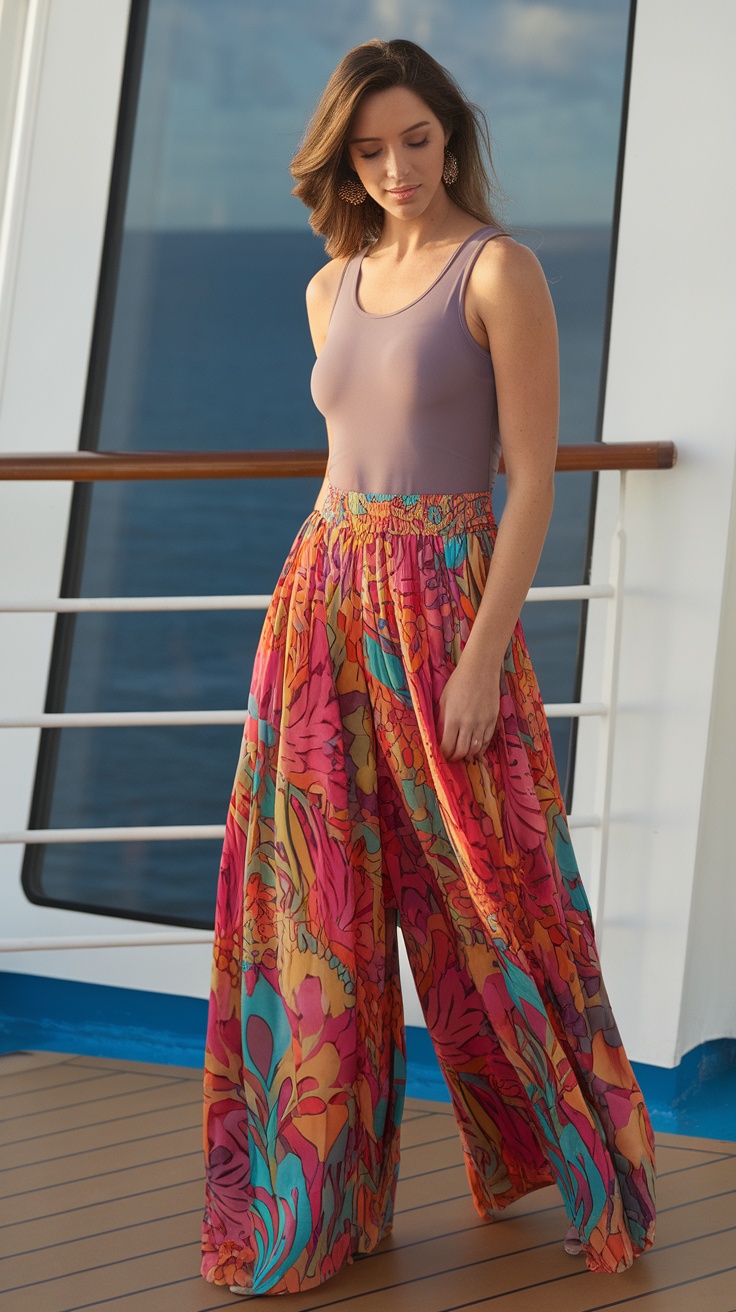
left=678, top=457, right=736, bottom=1051
left=573, top=0, right=736, bottom=1066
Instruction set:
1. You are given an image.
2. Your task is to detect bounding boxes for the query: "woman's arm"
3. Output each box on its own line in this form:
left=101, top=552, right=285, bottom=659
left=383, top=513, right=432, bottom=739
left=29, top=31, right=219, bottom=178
left=437, top=236, right=559, bottom=762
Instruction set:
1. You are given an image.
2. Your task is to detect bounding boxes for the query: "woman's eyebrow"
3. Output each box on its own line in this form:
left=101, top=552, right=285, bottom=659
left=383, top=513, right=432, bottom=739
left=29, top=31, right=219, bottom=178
left=349, top=119, right=430, bottom=143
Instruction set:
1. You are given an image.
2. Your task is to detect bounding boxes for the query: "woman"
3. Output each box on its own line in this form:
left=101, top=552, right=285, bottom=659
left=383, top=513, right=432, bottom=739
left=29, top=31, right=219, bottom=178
left=201, top=38, right=657, bottom=1298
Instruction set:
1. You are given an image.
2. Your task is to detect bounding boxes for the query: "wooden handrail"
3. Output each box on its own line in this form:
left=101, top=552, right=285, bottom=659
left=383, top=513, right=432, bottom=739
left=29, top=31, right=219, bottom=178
left=0, top=442, right=676, bottom=480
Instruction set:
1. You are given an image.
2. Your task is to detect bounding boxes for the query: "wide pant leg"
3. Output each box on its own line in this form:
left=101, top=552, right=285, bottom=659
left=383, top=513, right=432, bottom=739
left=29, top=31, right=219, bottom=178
left=356, top=492, right=657, bottom=1275
left=374, top=731, right=558, bottom=1211
left=201, top=483, right=657, bottom=1296
left=201, top=503, right=408, bottom=1297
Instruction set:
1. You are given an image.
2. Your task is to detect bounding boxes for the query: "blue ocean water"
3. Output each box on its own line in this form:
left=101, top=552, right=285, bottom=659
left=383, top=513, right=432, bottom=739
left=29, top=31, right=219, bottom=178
left=36, top=227, right=611, bottom=927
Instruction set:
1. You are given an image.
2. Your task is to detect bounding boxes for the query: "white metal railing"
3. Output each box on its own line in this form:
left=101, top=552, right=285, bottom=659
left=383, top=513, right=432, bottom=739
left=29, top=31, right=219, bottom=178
left=5, top=825, right=227, bottom=843
left=0, top=701, right=608, bottom=732
left=2, top=931, right=214, bottom=951
left=0, top=583, right=614, bottom=612
left=0, top=473, right=629, bottom=951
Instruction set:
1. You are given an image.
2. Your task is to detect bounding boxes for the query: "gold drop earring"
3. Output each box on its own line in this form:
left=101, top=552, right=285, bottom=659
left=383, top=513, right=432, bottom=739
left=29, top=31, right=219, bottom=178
left=338, top=177, right=367, bottom=205
left=442, top=149, right=459, bottom=186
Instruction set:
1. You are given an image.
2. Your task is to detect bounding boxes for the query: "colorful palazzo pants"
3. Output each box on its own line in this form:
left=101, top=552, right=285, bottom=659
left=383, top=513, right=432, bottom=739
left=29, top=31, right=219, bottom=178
left=201, top=483, right=657, bottom=1296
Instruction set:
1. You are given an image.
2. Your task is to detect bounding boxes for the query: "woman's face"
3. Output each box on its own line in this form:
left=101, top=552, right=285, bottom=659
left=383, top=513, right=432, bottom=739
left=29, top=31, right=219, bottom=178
left=346, top=85, right=450, bottom=220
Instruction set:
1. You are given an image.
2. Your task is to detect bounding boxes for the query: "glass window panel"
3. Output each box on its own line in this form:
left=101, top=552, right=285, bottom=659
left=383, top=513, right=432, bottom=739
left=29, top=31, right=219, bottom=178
left=26, top=0, right=632, bottom=926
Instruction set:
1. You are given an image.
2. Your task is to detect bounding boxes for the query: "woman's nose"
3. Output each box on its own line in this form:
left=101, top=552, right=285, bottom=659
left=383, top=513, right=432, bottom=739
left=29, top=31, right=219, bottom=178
left=384, top=148, right=405, bottom=180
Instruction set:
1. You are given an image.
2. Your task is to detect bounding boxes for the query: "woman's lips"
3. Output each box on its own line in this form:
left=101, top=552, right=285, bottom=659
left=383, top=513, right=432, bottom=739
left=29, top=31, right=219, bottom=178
left=387, top=184, right=420, bottom=202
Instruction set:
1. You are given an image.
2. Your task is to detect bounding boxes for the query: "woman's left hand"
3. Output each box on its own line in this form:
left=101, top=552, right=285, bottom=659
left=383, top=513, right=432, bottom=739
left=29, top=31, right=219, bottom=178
left=436, top=648, right=504, bottom=762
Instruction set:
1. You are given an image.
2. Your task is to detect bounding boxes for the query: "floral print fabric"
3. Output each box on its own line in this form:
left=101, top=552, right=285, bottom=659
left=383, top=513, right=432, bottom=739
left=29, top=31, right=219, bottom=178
left=201, top=484, right=656, bottom=1296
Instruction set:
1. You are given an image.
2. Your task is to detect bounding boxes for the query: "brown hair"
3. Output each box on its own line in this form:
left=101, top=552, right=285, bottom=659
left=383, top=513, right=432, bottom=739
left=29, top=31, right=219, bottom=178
left=290, top=38, right=507, bottom=259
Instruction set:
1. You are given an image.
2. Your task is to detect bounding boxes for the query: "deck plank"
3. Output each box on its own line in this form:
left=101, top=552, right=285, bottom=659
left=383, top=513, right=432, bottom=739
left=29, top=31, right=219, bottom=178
left=0, top=1050, right=77, bottom=1077
left=651, top=1130, right=736, bottom=1156
left=0, top=1180, right=205, bottom=1254
left=392, top=1115, right=460, bottom=1151
left=63, top=1055, right=204, bottom=1081
left=0, top=1060, right=122, bottom=1100
left=0, top=1148, right=203, bottom=1229
left=0, top=1101, right=202, bottom=1173
left=0, top=1076, right=202, bottom=1151
left=0, top=1069, right=154, bottom=1122
left=0, top=1124, right=202, bottom=1198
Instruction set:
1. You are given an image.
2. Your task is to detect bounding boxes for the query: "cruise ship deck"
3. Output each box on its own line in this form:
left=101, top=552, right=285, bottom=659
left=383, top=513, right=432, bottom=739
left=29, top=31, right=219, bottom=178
left=3, top=3, right=736, bottom=1311
left=2, top=1048, right=735, bottom=1312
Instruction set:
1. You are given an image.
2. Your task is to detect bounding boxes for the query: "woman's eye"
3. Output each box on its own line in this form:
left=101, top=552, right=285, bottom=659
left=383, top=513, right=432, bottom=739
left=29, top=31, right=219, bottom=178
left=356, top=137, right=427, bottom=158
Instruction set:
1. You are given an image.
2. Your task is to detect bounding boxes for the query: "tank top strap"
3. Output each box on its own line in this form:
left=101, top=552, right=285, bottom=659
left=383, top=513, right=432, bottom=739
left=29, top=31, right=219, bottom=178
left=328, top=250, right=362, bottom=324
left=442, top=224, right=506, bottom=300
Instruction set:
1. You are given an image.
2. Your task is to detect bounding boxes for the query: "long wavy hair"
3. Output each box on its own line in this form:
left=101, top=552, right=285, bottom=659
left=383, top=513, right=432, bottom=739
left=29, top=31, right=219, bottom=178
left=290, top=38, right=507, bottom=259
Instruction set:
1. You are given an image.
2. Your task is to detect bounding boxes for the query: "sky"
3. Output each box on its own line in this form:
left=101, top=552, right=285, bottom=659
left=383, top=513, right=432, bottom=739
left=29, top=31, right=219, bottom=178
left=125, top=0, right=631, bottom=231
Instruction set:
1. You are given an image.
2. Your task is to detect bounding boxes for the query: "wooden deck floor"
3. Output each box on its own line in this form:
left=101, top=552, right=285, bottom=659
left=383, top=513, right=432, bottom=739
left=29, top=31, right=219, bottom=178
left=1, top=1049, right=735, bottom=1312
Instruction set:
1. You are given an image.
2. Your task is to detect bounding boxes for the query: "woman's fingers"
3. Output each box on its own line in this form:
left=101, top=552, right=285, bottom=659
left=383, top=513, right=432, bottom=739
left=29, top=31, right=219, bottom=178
left=439, top=722, right=490, bottom=761
left=436, top=671, right=501, bottom=761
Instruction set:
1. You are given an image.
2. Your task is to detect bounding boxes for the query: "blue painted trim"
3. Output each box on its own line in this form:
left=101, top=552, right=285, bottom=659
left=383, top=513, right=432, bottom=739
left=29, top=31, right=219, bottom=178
left=2, top=970, right=734, bottom=1141
left=0, top=969, right=207, bottom=1070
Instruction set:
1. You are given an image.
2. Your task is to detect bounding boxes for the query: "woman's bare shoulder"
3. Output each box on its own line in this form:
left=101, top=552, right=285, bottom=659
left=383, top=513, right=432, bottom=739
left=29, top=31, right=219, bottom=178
left=306, top=256, right=351, bottom=352
left=469, top=233, right=550, bottom=304
left=304, top=253, right=348, bottom=300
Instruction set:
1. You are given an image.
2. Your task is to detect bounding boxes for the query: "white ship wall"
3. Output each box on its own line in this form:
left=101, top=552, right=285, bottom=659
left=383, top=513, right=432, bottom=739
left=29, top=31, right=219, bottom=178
left=573, top=0, right=736, bottom=1065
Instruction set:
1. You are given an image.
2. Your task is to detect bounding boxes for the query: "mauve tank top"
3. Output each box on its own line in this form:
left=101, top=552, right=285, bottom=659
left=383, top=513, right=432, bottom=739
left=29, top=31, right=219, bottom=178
left=310, top=223, right=505, bottom=495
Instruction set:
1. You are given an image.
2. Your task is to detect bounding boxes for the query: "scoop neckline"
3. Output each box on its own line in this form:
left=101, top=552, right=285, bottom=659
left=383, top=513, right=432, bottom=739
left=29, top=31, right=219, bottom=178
left=353, top=225, right=497, bottom=319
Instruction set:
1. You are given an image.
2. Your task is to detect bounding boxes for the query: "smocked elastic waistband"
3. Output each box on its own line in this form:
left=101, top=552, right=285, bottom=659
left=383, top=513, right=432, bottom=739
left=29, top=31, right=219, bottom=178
left=319, top=482, right=496, bottom=537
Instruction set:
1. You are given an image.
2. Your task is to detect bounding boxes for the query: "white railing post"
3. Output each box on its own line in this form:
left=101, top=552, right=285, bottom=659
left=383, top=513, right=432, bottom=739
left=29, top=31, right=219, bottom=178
left=590, top=469, right=628, bottom=948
